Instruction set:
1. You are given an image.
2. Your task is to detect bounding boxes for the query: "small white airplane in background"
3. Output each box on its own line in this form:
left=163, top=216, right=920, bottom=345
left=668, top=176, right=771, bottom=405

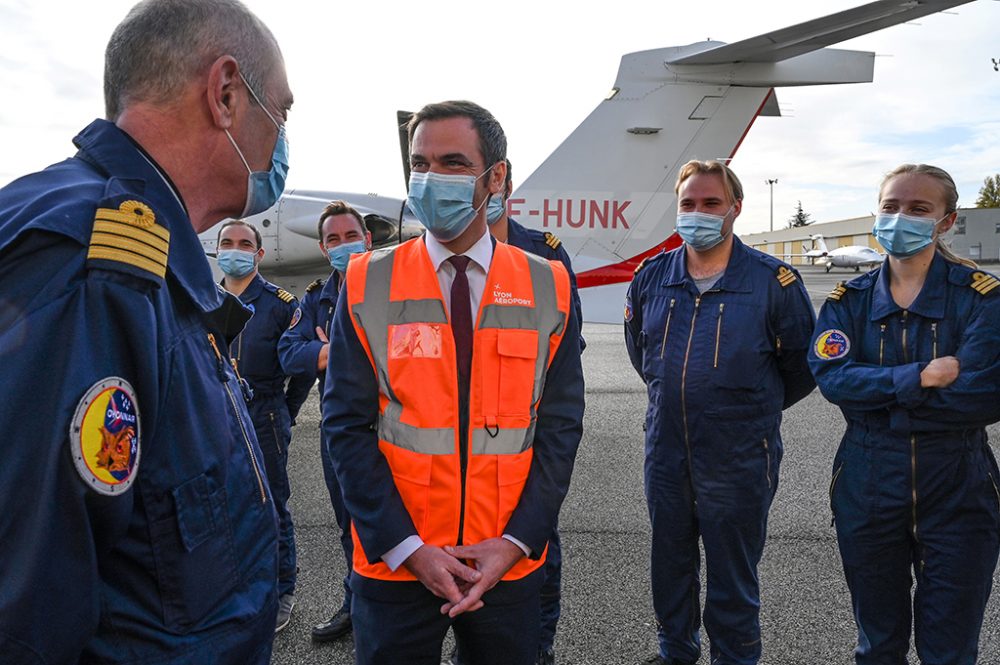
left=806, top=234, right=886, bottom=272
left=199, top=0, right=974, bottom=323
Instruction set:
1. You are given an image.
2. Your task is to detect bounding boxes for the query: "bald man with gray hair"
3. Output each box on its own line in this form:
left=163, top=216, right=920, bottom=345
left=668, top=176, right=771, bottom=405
left=0, top=0, right=293, bottom=662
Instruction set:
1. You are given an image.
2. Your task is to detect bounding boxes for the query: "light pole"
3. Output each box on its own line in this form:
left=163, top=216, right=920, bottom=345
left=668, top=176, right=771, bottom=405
left=766, top=178, right=778, bottom=232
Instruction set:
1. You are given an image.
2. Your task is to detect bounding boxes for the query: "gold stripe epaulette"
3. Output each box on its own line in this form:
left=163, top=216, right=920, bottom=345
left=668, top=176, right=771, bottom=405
left=87, top=200, right=169, bottom=279
left=776, top=266, right=797, bottom=288
left=827, top=282, right=847, bottom=302
left=544, top=232, right=561, bottom=250
left=633, top=256, right=650, bottom=275
left=971, top=271, right=1000, bottom=296
left=276, top=288, right=295, bottom=303
left=305, top=278, right=325, bottom=293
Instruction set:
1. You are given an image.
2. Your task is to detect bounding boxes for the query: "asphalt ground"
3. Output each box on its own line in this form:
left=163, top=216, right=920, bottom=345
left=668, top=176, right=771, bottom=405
left=270, top=265, right=1000, bottom=665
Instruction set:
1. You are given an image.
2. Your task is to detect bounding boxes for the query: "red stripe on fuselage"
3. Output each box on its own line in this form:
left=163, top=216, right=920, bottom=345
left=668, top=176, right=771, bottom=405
left=574, top=88, right=774, bottom=290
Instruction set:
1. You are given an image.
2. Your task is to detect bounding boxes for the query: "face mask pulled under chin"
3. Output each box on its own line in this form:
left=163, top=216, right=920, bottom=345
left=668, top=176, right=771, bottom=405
left=407, top=166, right=496, bottom=242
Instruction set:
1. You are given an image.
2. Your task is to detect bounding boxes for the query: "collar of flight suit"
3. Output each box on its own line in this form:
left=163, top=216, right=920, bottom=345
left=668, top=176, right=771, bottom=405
left=869, top=250, right=948, bottom=322
left=661, top=234, right=753, bottom=294
left=73, top=119, right=230, bottom=315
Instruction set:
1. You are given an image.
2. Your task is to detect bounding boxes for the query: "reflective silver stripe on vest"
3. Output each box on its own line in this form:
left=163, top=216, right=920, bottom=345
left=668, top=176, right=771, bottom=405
left=350, top=248, right=399, bottom=405
left=472, top=420, right=537, bottom=455
left=388, top=299, right=447, bottom=325
left=379, top=410, right=455, bottom=455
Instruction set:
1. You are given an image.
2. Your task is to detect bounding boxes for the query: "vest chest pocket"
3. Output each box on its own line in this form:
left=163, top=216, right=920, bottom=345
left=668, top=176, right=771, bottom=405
left=492, top=329, right=539, bottom=418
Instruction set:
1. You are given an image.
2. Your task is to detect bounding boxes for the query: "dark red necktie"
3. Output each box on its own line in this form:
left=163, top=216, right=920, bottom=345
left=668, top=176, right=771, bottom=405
left=447, top=255, right=473, bottom=393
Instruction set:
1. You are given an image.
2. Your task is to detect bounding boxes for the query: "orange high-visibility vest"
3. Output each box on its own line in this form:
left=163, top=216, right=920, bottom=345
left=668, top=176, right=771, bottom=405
left=345, top=237, right=572, bottom=582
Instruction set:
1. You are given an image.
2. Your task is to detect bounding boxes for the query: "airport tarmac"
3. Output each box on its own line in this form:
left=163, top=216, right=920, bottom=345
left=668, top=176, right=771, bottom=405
left=270, top=265, right=1000, bottom=665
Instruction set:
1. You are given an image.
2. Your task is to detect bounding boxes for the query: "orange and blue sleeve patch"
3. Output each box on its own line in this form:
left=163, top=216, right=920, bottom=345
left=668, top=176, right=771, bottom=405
left=814, top=329, right=850, bottom=360
left=71, top=377, right=141, bottom=496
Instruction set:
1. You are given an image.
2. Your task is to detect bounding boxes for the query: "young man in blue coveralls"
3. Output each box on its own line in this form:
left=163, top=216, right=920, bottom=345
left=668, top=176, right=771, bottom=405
left=0, top=0, right=293, bottom=662
left=625, top=160, right=816, bottom=665
left=278, top=200, right=372, bottom=642
left=217, top=220, right=314, bottom=633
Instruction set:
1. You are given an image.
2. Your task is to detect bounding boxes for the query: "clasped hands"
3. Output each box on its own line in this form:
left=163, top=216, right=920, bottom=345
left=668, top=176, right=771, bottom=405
left=403, top=537, right=526, bottom=617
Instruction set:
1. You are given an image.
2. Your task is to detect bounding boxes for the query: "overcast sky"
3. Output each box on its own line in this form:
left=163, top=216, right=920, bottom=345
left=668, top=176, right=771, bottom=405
left=1, top=0, right=997, bottom=234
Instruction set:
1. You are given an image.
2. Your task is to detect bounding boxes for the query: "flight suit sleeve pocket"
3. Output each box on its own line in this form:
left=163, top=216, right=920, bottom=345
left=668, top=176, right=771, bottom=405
left=172, top=474, right=216, bottom=552
left=148, top=472, right=239, bottom=632
left=497, top=330, right=539, bottom=418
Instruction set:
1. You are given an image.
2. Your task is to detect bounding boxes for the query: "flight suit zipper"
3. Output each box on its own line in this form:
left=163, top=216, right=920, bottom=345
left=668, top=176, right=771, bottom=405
left=988, top=472, right=1000, bottom=513
left=762, top=437, right=771, bottom=490
left=659, top=298, right=676, bottom=359
left=713, top=303, right=725, bottom=368
left=931, top=322, right=938, bottom=359
left=879, top=324, right=886, bottom=365
left=899, top=313, right=919, bottom=552
left=680, top=297, right=702, bottom=501
left=269, top=411, right=283, bottom=457
left=208, top=333, right=268, bottom=504
left=829, top=461, right=845, bottom=526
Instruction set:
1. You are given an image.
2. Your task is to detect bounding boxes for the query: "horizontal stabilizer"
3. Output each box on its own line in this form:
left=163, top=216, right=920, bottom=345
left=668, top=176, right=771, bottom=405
left=667, top=0, right=974, bottom=65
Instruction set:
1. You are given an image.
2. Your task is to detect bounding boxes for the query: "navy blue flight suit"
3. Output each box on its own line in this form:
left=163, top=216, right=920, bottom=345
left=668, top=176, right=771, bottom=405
left=0, top=120, right=278, bottom=664
left=278, top=271, right=353, bottom=612
left=228, top=273, right=313, bottom=599
left=624, top=237, right=816, bottom=665
left=506, top=218, right=585, bottom=654
left=810, top=254, right=1000, bottom=665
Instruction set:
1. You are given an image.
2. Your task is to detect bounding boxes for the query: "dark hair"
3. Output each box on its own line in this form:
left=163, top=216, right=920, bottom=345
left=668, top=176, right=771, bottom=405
left=317, top=200, right=366, bottom=239
left=217, top=219, right=262, bottom=249
left=104, top=0, right=280, bottom=120
left=407, top=100, right=507, bottom=169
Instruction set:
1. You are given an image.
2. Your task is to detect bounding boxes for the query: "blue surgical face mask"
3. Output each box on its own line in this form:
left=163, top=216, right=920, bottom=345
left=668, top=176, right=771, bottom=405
left=326, top=240, right=367, bottom=273
left=217, top=248, right=257, bottom=278
left=873, top=212, right=944, bottom=258
left=676, top=206, right=733, bottom=252
left=486, top=193, right=505, bottom=225
left=226, top=73, right=290, bottom=217
left=407, top=166, right=496, bottom=242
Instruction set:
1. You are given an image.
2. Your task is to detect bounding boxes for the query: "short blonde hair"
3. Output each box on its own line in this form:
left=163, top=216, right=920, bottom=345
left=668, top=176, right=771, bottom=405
left=675, top=160, right=743, bottom=205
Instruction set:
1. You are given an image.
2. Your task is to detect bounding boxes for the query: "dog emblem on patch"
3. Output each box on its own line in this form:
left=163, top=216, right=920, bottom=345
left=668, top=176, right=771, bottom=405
left=70, top=378, right=141, bottom=495
left=814, top=329, right=850, bottom=361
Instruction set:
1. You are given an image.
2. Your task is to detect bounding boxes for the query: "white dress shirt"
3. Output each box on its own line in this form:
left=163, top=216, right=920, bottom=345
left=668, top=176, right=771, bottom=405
left=381, top=229, right=530, bottom=571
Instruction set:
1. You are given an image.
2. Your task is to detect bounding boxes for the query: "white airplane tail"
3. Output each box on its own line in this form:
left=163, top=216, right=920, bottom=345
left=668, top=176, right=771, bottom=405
left=512, top=0, right=973, bottom=322
left=810, top=234, right=830, bottom=255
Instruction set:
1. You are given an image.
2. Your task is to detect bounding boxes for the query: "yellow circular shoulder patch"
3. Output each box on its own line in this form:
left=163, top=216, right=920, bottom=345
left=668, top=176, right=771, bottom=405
left=814, top=329, right=850, bottom=361
left=70, top=377, right=141, bottom=495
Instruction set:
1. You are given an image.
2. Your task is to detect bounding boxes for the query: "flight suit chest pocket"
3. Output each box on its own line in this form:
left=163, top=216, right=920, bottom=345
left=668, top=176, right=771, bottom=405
left=709, top=301, right=766, bottom=389
left=148, top=472, right=239, bottom=632
left=495, top=330, right=539, bottom=418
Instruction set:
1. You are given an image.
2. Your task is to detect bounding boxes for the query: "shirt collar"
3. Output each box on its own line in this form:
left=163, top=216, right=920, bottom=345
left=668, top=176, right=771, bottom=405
left=870, top=252, right=948, bottom=321
left=661, top=235, right=752, bottom=293
left=423, top=227, right=494, bottom=274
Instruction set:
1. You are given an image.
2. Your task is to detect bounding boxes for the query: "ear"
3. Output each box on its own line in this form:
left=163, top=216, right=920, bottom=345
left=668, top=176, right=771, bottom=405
left=488, top=160, right=507, bottom=195
left=731, top=199, right=743, bottom=219
left=365, top=231, right=373, bottom=250
left=256, top=246, right=265, bottom=261
left=936, top=211, right=958, bottom=235
left=206, top=56, right=242, bottom=130
left=317, top=239, right=327, bottom=256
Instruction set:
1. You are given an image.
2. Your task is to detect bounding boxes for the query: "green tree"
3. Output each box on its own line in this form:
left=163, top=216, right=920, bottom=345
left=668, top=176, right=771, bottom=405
left=976, top=174, right=1000, bottom=208
left=787, top=200, right=812, bottom=228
